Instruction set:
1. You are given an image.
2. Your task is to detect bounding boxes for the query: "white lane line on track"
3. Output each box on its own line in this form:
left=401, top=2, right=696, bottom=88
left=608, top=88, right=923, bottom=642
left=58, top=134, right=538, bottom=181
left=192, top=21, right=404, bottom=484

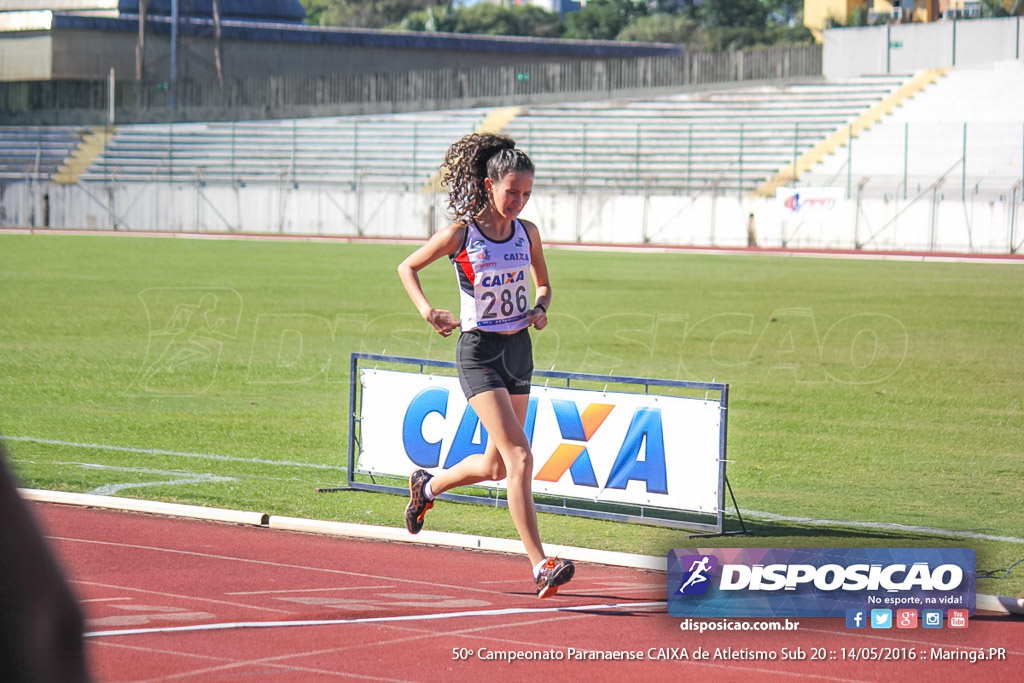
left=474, top=579, right=666, bottom=601
left=71, top=580, right=293, bottom=615
left=3, top=435, right=344, bottom=471
left=130, top=649, right=417, bottom=683
left=94, top=641, right=409, bottom=683
left=48, top=536, right=522, bottom=598
left=98, top=603, right=862, bottom=683
left=478, top=576, right=664, bottom=590
left=226, top=585, right=395, bottom=596
left=115, top=618, right=597, bottom=683
left=84, top=601, right=667, bottom=638
left=81, top=597, right=132, bottom=603
left=94, top=639, right=233, bottom=664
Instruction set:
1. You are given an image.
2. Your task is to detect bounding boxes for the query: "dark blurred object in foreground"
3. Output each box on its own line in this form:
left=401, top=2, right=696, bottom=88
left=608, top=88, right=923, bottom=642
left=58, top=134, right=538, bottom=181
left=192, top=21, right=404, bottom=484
left=0, top=440, right=90, bottom=682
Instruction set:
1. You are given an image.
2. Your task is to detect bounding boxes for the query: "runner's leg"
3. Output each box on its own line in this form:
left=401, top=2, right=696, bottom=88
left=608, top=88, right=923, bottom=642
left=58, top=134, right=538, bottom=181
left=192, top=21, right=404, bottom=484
left=465, top=389, right=543, bottom=567
left=427, top=431, right=508, bottom=493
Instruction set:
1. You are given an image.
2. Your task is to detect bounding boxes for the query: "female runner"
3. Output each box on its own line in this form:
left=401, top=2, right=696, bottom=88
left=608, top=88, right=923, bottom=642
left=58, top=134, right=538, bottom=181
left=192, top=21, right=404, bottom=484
left=397, top=132, right=574, bottom=598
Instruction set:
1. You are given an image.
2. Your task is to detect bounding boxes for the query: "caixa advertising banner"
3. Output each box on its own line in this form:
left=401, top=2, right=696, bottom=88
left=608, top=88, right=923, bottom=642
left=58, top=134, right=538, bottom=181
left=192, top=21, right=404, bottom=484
left=667, top=548, right=976, bottom=618
left=357, top=369, right=722, bottom=513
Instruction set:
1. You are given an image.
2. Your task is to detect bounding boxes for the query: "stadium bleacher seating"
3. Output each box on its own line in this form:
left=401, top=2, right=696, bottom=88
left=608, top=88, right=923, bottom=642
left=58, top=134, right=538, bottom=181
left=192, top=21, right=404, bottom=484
left=76, top=76, right=910, bottom=196
left=504, top=75, right=910, bottom=194
left=79, top=110, right=489, bottom=189
left=0, top=126, right=90, bottom=179
left=798, top=61, right=1024, bottom=200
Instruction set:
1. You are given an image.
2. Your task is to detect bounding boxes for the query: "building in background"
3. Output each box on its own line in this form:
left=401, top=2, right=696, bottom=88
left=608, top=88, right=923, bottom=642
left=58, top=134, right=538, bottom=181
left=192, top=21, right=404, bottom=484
left=804, top=0, right=936, bottom=33
left=0, top=0, right=680, bottom=81
left=803, top=0, right=1016, bottom=34
left=0, top=1, right=307, bottom=23
left=499, top=1, right=584, bottom=16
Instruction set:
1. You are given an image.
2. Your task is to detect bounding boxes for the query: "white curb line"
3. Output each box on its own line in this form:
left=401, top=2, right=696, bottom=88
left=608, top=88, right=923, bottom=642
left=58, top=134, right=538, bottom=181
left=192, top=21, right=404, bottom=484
left=20, top=489, right=1022, bottom=615
left=19, top=488, right=268, bottom=527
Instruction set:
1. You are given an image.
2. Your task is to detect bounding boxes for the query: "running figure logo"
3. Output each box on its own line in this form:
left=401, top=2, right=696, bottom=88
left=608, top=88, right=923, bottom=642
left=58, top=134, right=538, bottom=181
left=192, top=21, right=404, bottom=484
left=127, top=288, right=242, bottom=396
left=676, top=554, right=718, bottom=596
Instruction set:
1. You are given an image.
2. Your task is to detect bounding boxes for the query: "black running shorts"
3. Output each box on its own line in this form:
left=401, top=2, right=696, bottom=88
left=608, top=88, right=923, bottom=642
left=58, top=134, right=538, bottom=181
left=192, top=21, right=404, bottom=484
left=456, top=328, right=533, bottom=399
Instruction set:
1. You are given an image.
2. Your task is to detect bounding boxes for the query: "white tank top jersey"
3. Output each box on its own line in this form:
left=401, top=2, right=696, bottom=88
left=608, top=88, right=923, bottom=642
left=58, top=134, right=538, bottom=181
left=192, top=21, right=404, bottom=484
left=451, top=219, right=532, bottom=333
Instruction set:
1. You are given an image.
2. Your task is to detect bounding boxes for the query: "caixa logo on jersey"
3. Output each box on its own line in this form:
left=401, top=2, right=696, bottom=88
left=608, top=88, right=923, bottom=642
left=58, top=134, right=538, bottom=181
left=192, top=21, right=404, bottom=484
left=667, top=548, right=976, bottom=618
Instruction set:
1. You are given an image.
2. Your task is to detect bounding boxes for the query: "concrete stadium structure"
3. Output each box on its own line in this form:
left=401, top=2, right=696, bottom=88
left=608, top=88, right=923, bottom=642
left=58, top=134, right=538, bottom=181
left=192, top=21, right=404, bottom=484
left=0, top=7, right=1020, bottom=253
left=4, top=60, right=1020, bottom=254
left=0, top=1, right=682, bottom=82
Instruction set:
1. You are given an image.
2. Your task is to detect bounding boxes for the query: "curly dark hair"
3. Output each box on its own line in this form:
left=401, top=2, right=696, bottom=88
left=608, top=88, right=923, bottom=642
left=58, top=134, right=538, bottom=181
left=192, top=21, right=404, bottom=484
left=440, top=133, right=534, bottom=221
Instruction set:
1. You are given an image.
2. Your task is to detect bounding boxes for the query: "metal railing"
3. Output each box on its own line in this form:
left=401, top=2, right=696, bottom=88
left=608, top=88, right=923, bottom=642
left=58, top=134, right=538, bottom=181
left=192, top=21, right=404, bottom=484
left=0, top=45, right=823, bottom=125
left=797, top=120, right=1024, bottom=202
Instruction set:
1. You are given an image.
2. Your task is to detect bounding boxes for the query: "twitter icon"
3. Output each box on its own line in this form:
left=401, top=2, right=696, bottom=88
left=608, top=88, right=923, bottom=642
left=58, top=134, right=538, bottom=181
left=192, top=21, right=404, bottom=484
left=870, top=609, right=892, bottom=629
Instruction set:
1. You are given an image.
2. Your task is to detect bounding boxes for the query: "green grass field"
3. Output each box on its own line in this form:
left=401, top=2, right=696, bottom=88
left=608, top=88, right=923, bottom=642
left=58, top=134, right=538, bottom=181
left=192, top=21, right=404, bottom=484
left=1, top=233, right=1022, bottom=597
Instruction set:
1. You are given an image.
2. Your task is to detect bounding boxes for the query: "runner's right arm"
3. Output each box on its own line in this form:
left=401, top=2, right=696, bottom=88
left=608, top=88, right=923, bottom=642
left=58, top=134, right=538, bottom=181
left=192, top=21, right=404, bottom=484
left=398, top=223, right=465, bottom=337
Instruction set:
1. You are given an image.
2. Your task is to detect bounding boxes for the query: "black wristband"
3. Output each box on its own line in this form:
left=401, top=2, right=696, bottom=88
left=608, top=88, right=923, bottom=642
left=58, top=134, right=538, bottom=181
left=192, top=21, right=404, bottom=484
left=534, top=302, right=547, bottom=314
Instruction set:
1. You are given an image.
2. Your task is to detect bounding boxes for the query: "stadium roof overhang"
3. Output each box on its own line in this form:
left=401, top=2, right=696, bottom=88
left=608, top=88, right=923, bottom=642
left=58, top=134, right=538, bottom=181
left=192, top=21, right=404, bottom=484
left=0, top=1, right=308, bottom=24
left=0, top=6, right=685, bottom=60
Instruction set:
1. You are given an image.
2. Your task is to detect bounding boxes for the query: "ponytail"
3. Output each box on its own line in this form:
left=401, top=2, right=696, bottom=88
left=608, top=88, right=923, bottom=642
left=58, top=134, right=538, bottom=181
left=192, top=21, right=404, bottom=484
left=440, top=133, right=534, bottom=221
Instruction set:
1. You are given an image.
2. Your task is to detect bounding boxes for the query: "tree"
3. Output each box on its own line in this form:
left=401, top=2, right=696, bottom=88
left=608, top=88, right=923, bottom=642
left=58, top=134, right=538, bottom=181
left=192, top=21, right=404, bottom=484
left=400, top=4, right=459, bottom=32
left=512, top=5, right=564, bottom=38
left=978, top=0, right=1024, bottom=16
left=700, top=0, right=769, bottom=29
left=300, top=0, right=439, bottom=28
left=826, top=5, right=869, bottom=27
left=647, top=0, right=699, bottom=14
left=616, top=13, right=705, bottom=46
left=762, top=0, right=804, bottom=24
left=454, top=3, right=563, bottom=38
left=564, top=0, right=648, bottom=41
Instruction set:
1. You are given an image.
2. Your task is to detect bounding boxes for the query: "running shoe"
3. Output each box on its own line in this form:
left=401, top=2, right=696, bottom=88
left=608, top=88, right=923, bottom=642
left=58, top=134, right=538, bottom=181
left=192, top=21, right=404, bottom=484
left=535, top=557, right=575, bottom=598
left=405, top=469, right=434, bottom=534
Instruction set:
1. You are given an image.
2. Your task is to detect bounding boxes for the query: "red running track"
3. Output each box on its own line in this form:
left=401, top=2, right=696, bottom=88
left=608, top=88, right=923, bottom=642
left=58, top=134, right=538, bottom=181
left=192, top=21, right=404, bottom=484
left=35, top=503, right=1023, bottom=683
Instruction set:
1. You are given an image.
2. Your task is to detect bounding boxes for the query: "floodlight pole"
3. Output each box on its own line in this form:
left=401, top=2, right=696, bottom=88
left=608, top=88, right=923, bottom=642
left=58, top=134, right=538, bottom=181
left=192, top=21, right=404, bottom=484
left=212, top=0, right=224, bottom=85
left=136, top=0, right=147, bottom=81
left=170, top=0, right=179, bottom=108
left=108, top=67, right=115, bottom=127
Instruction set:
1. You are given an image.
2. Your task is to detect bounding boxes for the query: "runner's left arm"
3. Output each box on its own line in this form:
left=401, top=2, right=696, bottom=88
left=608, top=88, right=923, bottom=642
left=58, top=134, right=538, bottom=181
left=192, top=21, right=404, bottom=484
left=522, top=220, right=551, bottom=331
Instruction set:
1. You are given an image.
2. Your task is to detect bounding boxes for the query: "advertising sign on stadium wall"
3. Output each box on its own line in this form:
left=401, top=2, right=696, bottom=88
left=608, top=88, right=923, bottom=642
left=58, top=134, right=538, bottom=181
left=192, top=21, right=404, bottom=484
left=776, top=187, right=845, bottom=214
left=357, top=369, right=722, bottom=514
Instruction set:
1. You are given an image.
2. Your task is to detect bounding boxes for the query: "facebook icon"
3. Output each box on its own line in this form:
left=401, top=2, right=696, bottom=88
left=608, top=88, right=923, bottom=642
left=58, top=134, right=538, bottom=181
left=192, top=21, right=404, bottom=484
left=845, top=609, right=866, bottom=629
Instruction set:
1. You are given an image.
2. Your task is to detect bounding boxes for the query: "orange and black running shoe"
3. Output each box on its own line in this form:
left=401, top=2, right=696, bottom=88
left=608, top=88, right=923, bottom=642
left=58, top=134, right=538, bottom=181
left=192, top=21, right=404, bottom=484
left=404, top=469, right=434, bottom=534
left=535, top=557, right=575, bottom=598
